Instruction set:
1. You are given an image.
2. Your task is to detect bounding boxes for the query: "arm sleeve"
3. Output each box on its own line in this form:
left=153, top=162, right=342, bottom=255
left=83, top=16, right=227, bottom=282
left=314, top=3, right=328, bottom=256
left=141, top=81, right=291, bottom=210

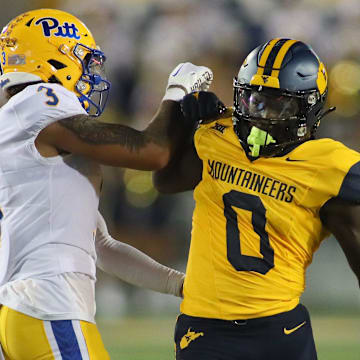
left=95, top=211, right=184, bottom=297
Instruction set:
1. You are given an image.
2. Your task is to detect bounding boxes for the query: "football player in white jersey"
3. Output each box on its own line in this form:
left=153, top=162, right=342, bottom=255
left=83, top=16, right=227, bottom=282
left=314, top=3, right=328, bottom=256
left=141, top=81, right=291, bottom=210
left=0, top=9, right=212, bottom=359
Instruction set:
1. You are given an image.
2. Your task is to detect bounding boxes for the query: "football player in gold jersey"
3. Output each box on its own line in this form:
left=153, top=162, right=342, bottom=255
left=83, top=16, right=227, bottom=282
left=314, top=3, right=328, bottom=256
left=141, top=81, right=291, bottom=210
left=154, top=38, right=360, bottom=360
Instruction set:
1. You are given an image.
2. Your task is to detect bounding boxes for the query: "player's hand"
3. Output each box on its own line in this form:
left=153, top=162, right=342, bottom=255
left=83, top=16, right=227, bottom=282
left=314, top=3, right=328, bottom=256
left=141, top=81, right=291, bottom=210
left=163, top=62, right=213, bottom=102
left=181, top=91, right=232, bottom=124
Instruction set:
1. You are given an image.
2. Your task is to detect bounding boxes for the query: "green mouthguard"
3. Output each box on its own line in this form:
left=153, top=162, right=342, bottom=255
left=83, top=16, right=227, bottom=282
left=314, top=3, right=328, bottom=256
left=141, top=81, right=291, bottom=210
left=247, top=127, right=276, bottom=157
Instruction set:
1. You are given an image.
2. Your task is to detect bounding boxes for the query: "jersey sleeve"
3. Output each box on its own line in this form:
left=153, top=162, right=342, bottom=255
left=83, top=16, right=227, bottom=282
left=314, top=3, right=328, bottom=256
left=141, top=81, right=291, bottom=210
left=337, top=160, right=360, bottom=203
left=194, top=117, right=233, bottom=160
left=321, top=143, right=360, bottom=205
left=12, top=83, right=87, bottom=137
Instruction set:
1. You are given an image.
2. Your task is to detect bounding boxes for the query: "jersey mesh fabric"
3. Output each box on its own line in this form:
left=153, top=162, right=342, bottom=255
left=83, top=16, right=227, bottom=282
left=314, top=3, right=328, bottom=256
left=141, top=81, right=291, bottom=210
left=181, top=117, right=360, bottom=319
left=0, top=83, right=101, bottom=321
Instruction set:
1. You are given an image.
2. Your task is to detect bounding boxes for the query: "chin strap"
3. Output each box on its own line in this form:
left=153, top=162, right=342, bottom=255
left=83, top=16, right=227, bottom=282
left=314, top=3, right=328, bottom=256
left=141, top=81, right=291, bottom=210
left=318, top=106, right=336, bottom=121
left=247, top=127, right=276, bottom=157
left=313, top=106, right=336, bottom=132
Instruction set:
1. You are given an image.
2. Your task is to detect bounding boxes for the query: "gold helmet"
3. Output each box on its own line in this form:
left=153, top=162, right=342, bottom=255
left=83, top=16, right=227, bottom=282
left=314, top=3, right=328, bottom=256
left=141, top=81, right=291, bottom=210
left=0, top=9, right=110, bottom=116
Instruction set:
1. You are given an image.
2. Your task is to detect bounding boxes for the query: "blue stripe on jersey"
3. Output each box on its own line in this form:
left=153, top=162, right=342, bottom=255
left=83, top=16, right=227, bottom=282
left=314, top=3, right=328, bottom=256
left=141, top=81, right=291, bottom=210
left=51, top=320, right=82, bottom=359
left=338, top=161, right=360, bottom=203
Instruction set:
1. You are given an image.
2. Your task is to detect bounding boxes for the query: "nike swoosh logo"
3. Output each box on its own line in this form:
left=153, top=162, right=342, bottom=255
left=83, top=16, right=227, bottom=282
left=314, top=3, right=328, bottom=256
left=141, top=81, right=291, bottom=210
left=172, top=64, right=184, bottom=77
left=284, top=321, right=306, bottom=335
left=285, top=157, right=306, bottom=162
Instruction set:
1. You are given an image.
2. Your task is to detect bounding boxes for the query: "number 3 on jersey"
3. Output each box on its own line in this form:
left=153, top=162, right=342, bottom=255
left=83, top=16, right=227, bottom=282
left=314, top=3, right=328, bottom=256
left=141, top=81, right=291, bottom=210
left=37, top=86, right=59, bottom=106
left=223, top=190, right=274, bottom=275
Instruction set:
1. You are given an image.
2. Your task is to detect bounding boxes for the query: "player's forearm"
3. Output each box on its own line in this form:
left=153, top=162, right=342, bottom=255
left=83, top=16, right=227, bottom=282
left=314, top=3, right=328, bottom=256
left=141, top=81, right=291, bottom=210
left=153, top=156, right=191, bottom=193
left=60, top=102, right=175, bottom=145
left=76, top=141, right=169, bottom=170
left=144, top=100, right=195, bottom=157
left=95, top=213, right=184, bottom=297
left=55, top=101, right=190, bottom=169
left=153, top=140, right=202, bottom=194
left=341, top=235, right=360, bottom=288
left=154, top=91, right=230, bottom=193
left=96, top=237, right=185, bottom=296
left=320, top=199, right=360, bottom=289
left=153, top=161, right=182, bottom=194
left=152, top=101, right=203, bottom=192
left=338, top=236, right=360, bottom=289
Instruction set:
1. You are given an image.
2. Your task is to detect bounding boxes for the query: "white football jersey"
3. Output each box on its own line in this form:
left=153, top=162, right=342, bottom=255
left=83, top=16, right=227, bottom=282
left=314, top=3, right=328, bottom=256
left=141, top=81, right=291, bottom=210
left=0, top=83, right=102, bottom=321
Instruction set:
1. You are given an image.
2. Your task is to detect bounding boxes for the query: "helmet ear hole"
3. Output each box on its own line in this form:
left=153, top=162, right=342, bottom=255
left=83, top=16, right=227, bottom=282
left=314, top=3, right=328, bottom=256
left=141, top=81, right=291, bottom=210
left=48, top=75, right=62, bottom=85
left=47, top=59, right=67, bottom=70
left=83, top=53, right=91, bottom=67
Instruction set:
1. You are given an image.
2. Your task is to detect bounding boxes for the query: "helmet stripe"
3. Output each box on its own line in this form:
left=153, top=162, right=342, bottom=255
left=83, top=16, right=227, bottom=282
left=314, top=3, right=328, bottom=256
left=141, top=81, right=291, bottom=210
left=256, top=38, right=281, bottom=75
left=262, top=39, right=290, bottom=76
left=270, top=39, right=299, bottom=78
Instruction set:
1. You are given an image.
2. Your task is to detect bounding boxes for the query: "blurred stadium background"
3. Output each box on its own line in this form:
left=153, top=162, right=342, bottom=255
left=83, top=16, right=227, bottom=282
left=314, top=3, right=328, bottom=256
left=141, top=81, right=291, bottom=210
left=1, top=0, right=359, bottom=358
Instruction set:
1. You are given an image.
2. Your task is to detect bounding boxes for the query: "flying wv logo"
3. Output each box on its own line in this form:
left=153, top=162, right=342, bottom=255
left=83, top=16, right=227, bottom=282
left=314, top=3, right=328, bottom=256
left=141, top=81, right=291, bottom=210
left=35, top=17, right=80, bottom=40
left=180, top=328, right=204, bottom=349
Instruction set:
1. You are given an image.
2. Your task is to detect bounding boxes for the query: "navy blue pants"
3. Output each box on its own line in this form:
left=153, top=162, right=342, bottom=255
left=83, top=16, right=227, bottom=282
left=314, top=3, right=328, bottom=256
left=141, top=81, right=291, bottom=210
left=174, top=304, right=317, bottom=360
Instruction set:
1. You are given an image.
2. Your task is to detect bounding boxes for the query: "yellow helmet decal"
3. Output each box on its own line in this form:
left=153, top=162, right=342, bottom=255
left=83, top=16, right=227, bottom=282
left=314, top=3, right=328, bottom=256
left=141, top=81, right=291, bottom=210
left=316, top=62, right=327, bottom=95
left=34, top=17, right=81, bottom=39
left=249, top=74, right=280, bottom=88
left=252, top=39, right=298, bottom=89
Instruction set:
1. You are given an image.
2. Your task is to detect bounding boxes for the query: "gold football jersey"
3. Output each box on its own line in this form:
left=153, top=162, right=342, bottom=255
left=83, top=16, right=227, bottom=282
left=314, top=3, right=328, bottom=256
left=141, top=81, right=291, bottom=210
left=180, top=117, right=360, bottom=320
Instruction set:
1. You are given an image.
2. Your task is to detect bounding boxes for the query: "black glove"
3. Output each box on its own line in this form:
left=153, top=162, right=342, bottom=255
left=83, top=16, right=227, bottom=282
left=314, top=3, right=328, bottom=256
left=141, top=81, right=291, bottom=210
left=181, top=91, right=227, bottom=125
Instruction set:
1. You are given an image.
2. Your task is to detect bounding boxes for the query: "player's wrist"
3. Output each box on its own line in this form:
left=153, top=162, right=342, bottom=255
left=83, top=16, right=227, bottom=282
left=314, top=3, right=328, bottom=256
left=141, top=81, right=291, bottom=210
left=167, top=270, right=185, bottom=297
left=162, top=86, right=187, bottom=102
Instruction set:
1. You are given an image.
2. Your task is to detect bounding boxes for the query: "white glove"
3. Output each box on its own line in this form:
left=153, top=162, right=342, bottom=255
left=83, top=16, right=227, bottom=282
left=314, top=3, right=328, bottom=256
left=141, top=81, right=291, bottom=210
left=163, top=62, right=213, bottom=101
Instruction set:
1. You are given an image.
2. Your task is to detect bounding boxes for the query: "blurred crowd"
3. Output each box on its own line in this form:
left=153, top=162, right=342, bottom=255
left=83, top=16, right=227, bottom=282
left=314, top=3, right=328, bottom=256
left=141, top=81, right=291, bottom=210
left=1, top=0, right=360, bottom=315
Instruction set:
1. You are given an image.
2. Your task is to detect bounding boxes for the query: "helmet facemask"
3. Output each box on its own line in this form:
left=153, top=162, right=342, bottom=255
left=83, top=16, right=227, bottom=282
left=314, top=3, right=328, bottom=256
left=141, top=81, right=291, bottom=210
left=234, top=82, right=325, bottom=156
left=73, top=43, right=111, bottom=117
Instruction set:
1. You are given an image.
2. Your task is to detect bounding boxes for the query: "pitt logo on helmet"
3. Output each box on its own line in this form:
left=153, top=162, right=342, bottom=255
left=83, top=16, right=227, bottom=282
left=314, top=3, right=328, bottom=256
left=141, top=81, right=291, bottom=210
left=35, top=17, right=80, bottom=40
